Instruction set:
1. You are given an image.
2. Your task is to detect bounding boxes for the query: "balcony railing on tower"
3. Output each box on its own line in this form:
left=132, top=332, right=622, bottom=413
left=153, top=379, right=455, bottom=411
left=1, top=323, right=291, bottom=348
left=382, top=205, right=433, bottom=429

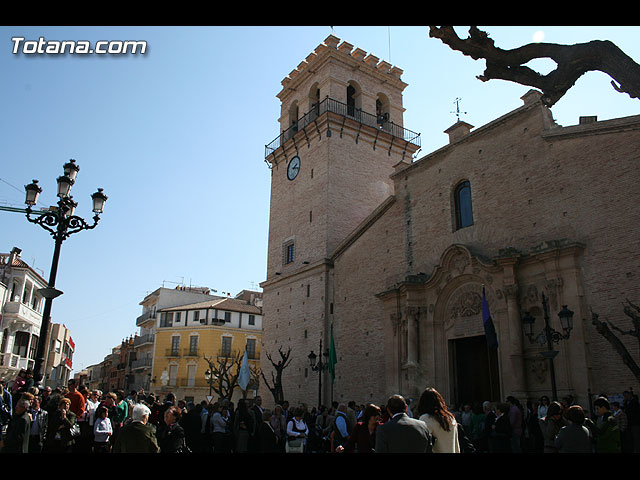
left=265, top=97, right=421, bottom=159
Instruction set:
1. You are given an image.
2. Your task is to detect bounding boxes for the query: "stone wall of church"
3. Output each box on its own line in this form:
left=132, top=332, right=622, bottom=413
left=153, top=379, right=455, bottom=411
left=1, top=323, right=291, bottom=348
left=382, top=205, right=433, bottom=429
left=331, top=197, right=405, bottom=405
left=331, top=93, right=640, bottom=404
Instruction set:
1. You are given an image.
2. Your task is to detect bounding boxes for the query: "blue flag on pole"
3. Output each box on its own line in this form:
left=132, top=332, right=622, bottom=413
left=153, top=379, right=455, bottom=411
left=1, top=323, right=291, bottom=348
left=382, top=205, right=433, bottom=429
left=482, top=287, right=499, bottom=349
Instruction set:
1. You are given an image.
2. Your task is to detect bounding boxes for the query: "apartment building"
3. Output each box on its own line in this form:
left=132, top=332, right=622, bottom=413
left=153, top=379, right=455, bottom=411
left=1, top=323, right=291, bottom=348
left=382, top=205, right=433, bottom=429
left=0, top=247, right=48, bottom=381
left=152, top=291, right=262, bottom=404
left=44, top=322, right=75, bottom=389
left=132, top=286, right=224, bottom=392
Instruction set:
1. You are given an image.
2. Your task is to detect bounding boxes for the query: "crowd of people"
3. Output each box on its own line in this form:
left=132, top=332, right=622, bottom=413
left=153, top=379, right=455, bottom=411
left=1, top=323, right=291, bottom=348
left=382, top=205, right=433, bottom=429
left=1, top=368, right=639, bottom=454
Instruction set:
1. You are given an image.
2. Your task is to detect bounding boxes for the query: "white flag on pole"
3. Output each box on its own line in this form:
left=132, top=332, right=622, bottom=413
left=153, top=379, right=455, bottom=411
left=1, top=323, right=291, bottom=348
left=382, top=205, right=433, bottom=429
left=238, top=350, right=250, bottom=391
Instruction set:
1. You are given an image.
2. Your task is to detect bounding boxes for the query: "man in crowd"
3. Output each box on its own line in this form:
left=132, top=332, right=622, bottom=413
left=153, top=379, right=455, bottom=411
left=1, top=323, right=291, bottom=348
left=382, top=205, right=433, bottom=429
left=113, top=403, right=160, bottom=453
left=1, top=393, right=32, bottom=453
left=623, top=390, right=640, bottom=453
left=375, top=394, right=432, bottom=453
left=28, top=395, right=48, bottom=453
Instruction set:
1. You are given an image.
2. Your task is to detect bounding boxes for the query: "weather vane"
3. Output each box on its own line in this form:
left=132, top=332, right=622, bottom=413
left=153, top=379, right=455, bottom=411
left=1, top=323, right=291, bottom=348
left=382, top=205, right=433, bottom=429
left=451, top=97, right=467, bottom=121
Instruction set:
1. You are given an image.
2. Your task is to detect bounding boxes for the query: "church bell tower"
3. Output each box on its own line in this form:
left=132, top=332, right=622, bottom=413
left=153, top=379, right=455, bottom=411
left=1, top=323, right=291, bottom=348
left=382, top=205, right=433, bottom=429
left=260, top=34, right=420, bottom=407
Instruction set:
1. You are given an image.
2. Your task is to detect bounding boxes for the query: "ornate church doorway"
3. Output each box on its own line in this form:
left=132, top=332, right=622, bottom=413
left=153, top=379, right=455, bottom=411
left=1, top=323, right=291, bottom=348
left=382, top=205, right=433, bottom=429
left=449, top=335, right=500, bottom=407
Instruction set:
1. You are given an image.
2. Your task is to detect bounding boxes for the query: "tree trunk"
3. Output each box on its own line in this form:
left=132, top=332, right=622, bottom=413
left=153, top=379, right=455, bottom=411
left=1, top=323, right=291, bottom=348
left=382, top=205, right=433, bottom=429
left=591, top=310, right=640, bottom=383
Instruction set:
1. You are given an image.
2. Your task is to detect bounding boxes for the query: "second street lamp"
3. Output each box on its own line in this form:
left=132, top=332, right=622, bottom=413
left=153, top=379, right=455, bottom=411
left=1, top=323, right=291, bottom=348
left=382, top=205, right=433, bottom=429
left=24, top=159, right=107, bottom=387
left=308, top=339, right=329, bottom=410
left=521, top=292, right=574, bottom=401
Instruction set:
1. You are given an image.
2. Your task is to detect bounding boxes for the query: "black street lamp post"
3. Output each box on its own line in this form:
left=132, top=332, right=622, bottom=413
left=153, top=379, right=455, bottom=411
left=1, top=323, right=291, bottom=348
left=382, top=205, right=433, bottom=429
left=308, top=339, right=329, bottom=410
left=521, top=292, right=574, bottom=401
left=205, top=369, right=216, bottom=398
left=24, top=159, right=107, bottom=387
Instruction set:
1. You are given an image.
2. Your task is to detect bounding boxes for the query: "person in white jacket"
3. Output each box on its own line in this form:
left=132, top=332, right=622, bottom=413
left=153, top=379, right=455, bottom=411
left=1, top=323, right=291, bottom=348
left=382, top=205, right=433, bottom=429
left=93, top=406, right=113, bottom=453
left=417, top=387, right=460, bottom=453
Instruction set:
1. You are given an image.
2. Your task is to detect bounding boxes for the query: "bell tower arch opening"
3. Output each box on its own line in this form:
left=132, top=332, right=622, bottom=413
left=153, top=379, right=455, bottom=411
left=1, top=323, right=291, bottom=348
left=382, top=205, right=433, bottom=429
left=308, top=82, right=321, bottom=119
left=376, top=92, right=390, bottom=129
left=288, top=100, right=299, bottom=135
left=346, top=81, right=362, bottom=117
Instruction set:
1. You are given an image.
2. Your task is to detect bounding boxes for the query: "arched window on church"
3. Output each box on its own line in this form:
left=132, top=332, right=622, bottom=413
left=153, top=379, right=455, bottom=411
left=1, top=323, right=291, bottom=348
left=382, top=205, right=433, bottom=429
left=286, top=101, right=299, bottom=141
left=376, top=93, right=390, bottom=130
left=289, top=101, right=299, bottom=132
left=309, top=84, right=320, bottom=119
left=454, top=180, right=473, bottom=230
left=347, top=84, right=356, bottom=117
left=346, top=82, right=362, bottom=120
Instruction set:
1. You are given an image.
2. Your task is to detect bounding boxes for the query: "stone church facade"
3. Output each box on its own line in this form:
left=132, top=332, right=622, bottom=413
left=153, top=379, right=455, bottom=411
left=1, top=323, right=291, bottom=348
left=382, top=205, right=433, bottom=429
left=259, top=35, right=640, bottom=411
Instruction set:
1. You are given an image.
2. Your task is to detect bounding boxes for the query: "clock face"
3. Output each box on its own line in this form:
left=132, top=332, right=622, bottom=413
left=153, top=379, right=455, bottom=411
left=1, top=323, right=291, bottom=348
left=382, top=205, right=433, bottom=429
left=287, top=155, right=300, bottom=180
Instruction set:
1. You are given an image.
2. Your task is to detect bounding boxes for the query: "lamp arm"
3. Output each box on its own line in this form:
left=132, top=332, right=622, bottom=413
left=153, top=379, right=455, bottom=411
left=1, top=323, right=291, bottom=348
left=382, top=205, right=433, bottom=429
left=25, top=207, right=62, bottom=238
left=551, top=328, right=571, bottom=342
left=64, top=214, right=100, bottom=239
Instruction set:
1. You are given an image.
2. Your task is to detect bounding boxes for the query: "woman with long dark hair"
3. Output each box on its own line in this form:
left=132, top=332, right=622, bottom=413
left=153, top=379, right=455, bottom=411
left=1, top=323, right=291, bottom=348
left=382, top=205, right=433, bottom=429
left=233, top=398, right=254, bottom=453
left=539, top=401, right=567, bottom=453
left=417, top=387, right=460, bottom=453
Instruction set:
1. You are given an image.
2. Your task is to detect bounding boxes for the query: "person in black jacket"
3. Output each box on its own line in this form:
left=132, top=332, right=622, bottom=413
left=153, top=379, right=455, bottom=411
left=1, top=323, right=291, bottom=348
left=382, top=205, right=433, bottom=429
left=1, top=394, right=32, bottom=453
left=158, top=406, right=187, bottom=453
left=491, top=402, right=512, bottom=453
left=623, top=390, right=640, bottom=453
left=258, top=409, right=279, bottom=453
left=44, top=397, right=77, bottom=453
left=28, top=395, right=48, bottom=453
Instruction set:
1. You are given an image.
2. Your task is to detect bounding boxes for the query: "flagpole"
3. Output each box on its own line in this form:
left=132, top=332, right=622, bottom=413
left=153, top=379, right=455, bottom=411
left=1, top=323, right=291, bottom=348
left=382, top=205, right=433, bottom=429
left=328, top=323, right=337, bottom=405
left=488, top=343, right=498, bottom=402
left=482, top=285, right=499, bottom=401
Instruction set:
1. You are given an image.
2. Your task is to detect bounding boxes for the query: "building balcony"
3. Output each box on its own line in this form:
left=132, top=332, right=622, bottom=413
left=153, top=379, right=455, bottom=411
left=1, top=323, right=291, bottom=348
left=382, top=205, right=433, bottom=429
left=216, top=349, right=259, bottom=360
left=0, top=352, right=34, bottom=371
left=179, top=378, right=209, bottom=388
left=136, top=310, right=156, bottom=327
left=182, top=348, right=199, bottom=358
left=265, top=96, right=421, bottom=158
left=165, top=348, right=181, bottom=358
left=2, top=301, right=43, bottom=328
left=131, top=357, right=153, bottom=370
left=134, top=334, right=154, bottom=348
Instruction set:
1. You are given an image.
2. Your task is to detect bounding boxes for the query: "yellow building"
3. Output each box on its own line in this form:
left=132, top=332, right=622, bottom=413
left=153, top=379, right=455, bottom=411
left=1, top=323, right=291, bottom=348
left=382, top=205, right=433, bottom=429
left=151, top=292, right=262, bottom=404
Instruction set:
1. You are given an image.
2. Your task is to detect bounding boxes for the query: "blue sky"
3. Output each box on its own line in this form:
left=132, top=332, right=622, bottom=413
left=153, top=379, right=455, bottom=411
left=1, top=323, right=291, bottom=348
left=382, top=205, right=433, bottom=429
left=1, top=26, right=638, bottom=375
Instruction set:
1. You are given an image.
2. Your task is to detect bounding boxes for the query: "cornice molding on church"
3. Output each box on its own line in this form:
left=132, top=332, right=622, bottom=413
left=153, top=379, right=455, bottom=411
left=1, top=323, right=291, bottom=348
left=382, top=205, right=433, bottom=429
left=541, top=112, right=640, bottom=140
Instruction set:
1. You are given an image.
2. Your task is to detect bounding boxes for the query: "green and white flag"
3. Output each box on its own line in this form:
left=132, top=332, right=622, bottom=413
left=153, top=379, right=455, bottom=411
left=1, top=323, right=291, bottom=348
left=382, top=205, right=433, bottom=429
left=328, top=324, right=337, bottom=383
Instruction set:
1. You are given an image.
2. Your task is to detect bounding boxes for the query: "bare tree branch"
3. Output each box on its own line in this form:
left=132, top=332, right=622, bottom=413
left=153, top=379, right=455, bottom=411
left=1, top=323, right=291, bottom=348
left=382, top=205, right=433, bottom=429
left=203, top=351, right=243, bottom=401
left=591, top=309, right=640, bottom=383
left=260, top=346, right=292, bottom=405
left=429, top=26, right=640, bottom=107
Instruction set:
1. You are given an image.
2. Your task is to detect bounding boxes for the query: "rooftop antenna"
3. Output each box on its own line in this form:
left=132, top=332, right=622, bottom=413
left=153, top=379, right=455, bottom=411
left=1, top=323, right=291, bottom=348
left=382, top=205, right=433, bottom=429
left=451, top=97, right=467, bottom=121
